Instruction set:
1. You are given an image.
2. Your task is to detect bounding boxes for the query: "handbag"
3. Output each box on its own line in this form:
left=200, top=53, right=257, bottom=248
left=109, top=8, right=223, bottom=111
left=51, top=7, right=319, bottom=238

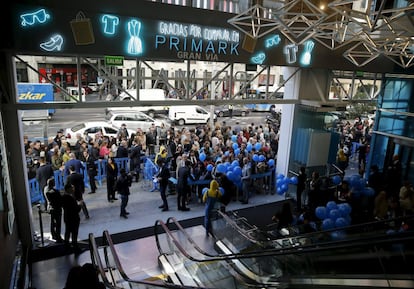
left=70, top=11, right=95, bottom=45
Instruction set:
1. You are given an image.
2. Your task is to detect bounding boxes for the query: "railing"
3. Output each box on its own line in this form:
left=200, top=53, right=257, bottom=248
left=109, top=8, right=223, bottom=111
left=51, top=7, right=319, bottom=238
left=29, top=156, right=147, bottom=204
left=88, top=230, right=210, bottom=289
left=154, top=213, right=414, bottom=287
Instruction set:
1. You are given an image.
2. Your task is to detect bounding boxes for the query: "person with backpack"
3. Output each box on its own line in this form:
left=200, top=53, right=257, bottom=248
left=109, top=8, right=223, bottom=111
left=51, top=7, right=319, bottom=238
left=203, top=179, right=223, bottom=236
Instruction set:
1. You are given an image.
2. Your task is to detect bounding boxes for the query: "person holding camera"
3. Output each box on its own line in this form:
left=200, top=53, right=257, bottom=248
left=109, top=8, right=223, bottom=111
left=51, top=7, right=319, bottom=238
left=116, top=168, right=132, bottom=218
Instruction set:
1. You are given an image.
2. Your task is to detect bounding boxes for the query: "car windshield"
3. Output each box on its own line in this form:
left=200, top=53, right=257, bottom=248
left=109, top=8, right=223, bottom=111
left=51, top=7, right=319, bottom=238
left=71, top=123, right=86, bottom=132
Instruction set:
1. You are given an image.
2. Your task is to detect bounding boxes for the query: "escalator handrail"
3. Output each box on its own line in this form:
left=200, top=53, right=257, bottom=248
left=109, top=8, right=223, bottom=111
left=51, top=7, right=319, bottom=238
left=88, top=233, right=123, bottom=289
left=101, top=230, right=209, bottom=289
left=218, top=209, right=414, bottom=252
left=154, top=218, right=414, bottom=288
left=156, top=216, right=414, bottom=262
left=155, top=219, right=283, bottom=287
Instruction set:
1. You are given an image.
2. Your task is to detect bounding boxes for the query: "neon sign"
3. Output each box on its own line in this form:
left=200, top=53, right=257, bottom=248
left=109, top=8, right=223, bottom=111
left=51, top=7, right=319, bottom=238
left=126, top=19, right=143, bottom=55
left=101, top=14, right=119, bottom=35
left=251, top=52, right=266, bottom=64
left=20, top=8, right=50, bottom=27
left=40, top=34, right=64, bottom=51
left=265, top=34, right=281, bottom=48
left=300, top=40, right=315, bottom=66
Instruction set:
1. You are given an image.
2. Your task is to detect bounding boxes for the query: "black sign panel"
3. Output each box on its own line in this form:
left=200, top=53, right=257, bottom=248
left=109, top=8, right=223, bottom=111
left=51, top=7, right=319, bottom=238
left=10, top=3, right=402, bottom=73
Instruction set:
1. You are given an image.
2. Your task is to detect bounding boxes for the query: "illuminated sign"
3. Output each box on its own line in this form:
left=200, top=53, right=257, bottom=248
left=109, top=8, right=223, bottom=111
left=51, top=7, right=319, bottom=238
left=155, top=21, right=240, bottom=61
left=265, top=34, right=281, bottom=48
left=251, top=52, right=266, bottom=65
left=126, top=19, right=143, bottom=55
left=105, top=55, right=124, bottom=66
left=20, top=8, right=50, bottom=27
left=101, top=14, right=119, bottom=35
left=39, top=34, right=63, bottom=52
left=13, top=6, right=322, bottom=67
left=300, top=40, right=315, bottom=66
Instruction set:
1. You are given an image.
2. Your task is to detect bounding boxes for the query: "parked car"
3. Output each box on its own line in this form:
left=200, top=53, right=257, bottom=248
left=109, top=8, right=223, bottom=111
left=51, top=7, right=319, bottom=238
left=105, top=110, right=166, bottom=131
left=214, top=105, right=250, bottom=117
left=64, top=121, right=134, bottom=145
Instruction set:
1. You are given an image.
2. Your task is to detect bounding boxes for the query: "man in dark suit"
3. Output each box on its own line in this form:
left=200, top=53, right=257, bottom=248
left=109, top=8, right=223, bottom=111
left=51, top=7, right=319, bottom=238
left=81, top=150, right=97, bottom=194
left=176, top=160, right=193, bottom=211
left=36, top=156, right=54, bottom=209
left=66, top=165, right=89, bottom=219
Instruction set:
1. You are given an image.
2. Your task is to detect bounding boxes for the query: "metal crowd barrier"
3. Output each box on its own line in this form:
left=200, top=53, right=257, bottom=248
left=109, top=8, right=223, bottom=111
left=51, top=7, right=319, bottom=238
left=29, top=156, right=148, bottom=204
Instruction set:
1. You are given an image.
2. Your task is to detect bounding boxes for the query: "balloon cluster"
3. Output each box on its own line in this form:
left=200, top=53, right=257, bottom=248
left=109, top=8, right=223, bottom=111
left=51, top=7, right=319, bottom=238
left=315, top=201, right=352, bottom=230
left=344, top=174, right=375, bottom=198
left=276, top=174, right=298, bottom=196
left=196, top=136, right=280, bottom=196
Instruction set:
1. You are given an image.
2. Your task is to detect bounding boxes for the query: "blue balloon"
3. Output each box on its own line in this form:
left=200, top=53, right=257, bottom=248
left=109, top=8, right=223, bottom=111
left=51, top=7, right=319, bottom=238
left=268, top=159, right=275, bottom=167
left=255, top=142, right=262, bottom=151
left=199, top=152, right=206, bottom=162
left=202, top=187, right=209, bottom=196
left=259, top=155, right=266, bottom=162
left=233, top=166, right=242, bottom=176
left=226, top=171, right=235, bottom=181
left=322, top=219, right=335, bottom=230
left=232, top=143, right=238, bottom=150
left=231, top=135, right=237, bottom=142
left=290, top=176, right=298, bottom=185
left=315, top=206, right=327, bottom=220
left=363, top=187, right=375, bottom=196
left=335, top=217, right=348, bottom=228
left=219, top=187, right=225, bottom=195
left=246, top=143, right=252, bottom=152
left=277, top=186, right=284, bottom=195
left=253, top=154, right=259, bottom=162
left=332, top=175, right=341, bottom=185
left=326, top=201, right=338, bottom=211
left=329, top=209, right=341, bottom=221
left=206, top=164, right=213, bottom=172
left=224, top=151, right=230, bottom=156
left=217, top=164, right=226, bottom=173
left=277, top=173, right=285, bottom=179
left=234, top=148, right=240, bottom=156
left=283, top=177, right=290, bottom=185
left=232, top=160, right=239, bottom=166
left=276, top=179, right=284, bottom=187
left=281, top=183, right=288, bottom=192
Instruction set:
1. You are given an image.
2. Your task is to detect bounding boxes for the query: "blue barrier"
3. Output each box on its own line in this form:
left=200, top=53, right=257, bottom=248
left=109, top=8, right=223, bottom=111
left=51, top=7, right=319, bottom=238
left=144, top=158, right=158, bottom=181
left=29, top=178, right=44, bottom=204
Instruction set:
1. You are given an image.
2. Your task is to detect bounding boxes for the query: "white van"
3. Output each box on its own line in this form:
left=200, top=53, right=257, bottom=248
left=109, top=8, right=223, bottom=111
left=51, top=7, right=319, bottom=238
left=118, top=88, right=165, bottom=101
left=168, top=105, right=215, bottom=125
left=65, top=86, right=86, bottom=102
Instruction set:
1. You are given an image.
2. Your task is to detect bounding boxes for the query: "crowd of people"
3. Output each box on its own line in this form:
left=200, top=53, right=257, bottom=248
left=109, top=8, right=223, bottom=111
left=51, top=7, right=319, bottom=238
left=24, top=112, right=413, bottom=247
left=25, top=118, right=280, bottom=243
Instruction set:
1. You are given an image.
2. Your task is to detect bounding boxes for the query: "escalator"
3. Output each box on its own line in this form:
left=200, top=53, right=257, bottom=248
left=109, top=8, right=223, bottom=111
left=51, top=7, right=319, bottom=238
left=88, top=231, right=211, bottom=289
left=155, top=213, right=414, bottom=288
left=87, top=212, right=414, bottom=288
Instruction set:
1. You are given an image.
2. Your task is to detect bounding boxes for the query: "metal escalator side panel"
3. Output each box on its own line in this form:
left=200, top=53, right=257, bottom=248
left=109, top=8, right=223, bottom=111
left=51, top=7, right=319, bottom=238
left=215, top=240, right=282, bottom=286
